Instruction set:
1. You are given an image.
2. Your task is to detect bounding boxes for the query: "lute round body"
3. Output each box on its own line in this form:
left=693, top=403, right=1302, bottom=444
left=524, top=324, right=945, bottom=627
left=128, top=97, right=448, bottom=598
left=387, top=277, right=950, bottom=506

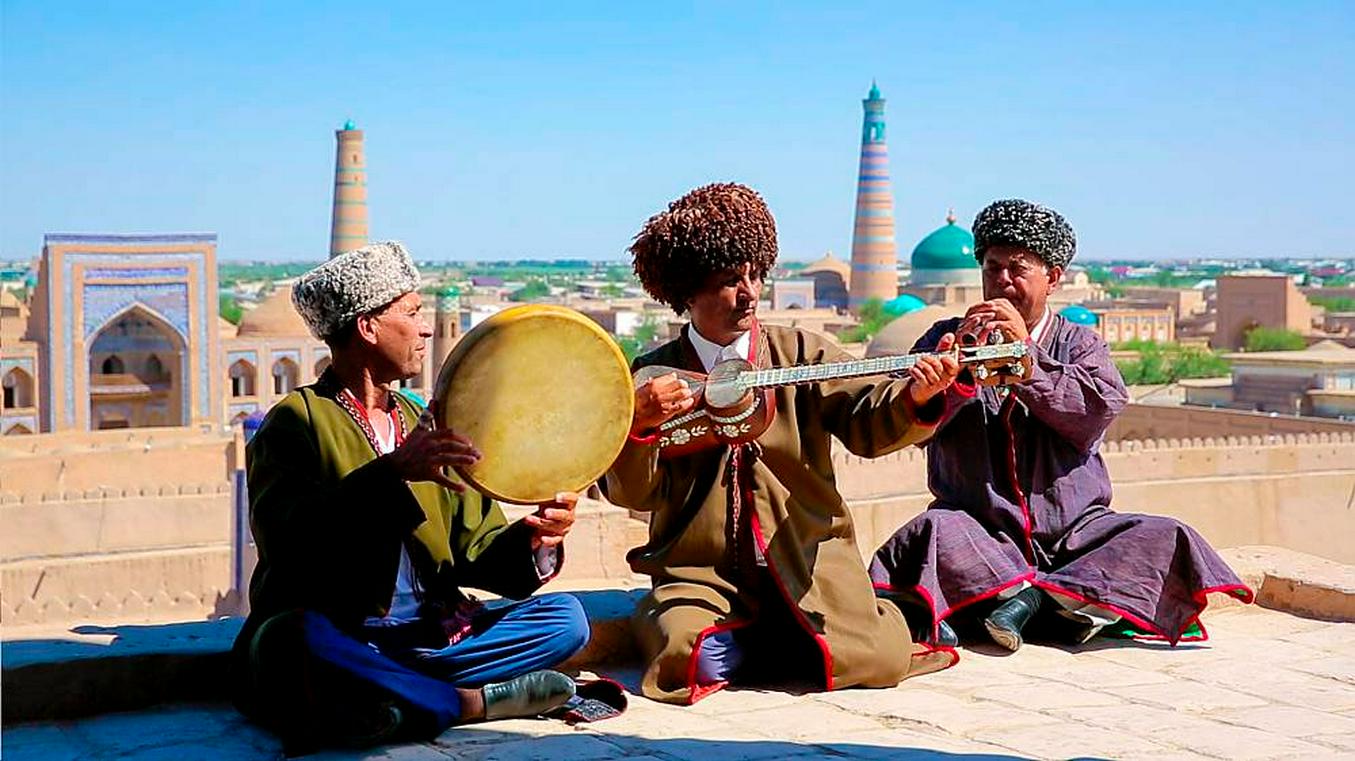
left=646, top=358, right=775, bottom=457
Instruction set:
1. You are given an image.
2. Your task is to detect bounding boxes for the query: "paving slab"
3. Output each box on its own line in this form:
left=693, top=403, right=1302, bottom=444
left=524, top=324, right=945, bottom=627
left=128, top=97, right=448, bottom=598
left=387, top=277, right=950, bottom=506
left=6, top=604, right=1355, bottom=760
left=0, top=583, right=647, bottom=723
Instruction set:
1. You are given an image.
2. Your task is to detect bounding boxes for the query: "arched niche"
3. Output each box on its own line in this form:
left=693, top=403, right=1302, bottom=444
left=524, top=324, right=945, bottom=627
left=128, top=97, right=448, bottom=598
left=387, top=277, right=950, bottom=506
left=86, top=305, right=186, bottom=429
left=229, top=360, right=257, bottom=397
left=2, top=367, right=35, bottom=409
left=271, top=357, right=300, bottom=395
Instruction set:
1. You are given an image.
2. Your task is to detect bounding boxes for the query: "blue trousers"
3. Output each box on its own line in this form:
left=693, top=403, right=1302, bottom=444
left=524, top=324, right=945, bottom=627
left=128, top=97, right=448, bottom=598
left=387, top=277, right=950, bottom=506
left=250, top=593, right=589, bottom=734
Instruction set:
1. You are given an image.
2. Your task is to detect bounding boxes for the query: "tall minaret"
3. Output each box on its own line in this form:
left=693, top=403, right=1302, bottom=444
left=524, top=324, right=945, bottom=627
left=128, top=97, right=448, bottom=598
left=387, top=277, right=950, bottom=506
left=432, top=287, right=461, bottom=375
left=329, top=119, right=369, bottom=258
left=848, top=81, right=899, bottom=312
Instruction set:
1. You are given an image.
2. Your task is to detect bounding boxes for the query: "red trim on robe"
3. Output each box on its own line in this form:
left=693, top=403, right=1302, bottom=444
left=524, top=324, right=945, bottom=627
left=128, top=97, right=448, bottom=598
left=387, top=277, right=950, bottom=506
left=628, top=429, right=660, bottom=446
left=1032, top=580, right=1254, bottom=645
left=873, top=571, right=1036, bottom=639
left=684, top=619, right=754, bottom=705
left=749, top=512, right=836, bottom=692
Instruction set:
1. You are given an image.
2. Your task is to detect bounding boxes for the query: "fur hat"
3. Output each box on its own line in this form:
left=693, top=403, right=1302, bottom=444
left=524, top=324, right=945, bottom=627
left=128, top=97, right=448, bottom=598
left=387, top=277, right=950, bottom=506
left=972, top=199, right=1076, bottom=270
left=292, top=241, right=421, bottom=339
left=629, top=182, right=778, bottom=314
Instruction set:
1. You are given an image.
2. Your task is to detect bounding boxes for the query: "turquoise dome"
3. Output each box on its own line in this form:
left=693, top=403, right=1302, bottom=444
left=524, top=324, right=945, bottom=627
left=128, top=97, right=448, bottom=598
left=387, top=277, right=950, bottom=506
left=883, top=293, right=927, bottom=316
left=911, top=213, right=977, bottom=272
left=1060, top=305, right=1098, bottom=326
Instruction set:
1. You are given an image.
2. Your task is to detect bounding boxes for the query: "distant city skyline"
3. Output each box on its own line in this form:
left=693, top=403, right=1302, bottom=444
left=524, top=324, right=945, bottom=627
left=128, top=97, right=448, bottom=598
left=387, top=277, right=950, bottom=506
left=2, top=3, right=1352, bottom=262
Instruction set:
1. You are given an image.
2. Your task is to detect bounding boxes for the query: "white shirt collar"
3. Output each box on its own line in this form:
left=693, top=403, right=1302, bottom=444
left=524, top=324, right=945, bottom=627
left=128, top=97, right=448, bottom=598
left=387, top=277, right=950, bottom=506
left=1029, top=306, right=1053, bottom=345
left=688, top=324, right=751, bottom=373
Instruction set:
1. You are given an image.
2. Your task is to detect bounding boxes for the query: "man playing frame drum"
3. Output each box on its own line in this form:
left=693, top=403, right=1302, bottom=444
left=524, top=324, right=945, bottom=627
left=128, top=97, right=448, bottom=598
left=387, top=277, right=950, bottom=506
left=606, top=183, right=961, bottom=705
left=231, top=242, right=588, bottom=754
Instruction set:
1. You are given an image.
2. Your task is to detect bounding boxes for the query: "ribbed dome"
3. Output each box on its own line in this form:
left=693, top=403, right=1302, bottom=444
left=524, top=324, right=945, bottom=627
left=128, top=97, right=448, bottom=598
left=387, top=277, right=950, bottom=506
left=883, top=293, right=927, bottom=316
left=236, top=286, right=312, bottom=338
left=865, top=305, right=950, bottom=357
left=911, top=213, right=977, bottom=272
left=1060, top=305, right=1098, bottom=326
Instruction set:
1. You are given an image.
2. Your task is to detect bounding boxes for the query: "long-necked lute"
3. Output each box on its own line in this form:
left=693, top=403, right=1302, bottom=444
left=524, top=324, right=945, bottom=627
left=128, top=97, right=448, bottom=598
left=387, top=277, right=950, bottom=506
left=634, top=341, right=1033, bottom=457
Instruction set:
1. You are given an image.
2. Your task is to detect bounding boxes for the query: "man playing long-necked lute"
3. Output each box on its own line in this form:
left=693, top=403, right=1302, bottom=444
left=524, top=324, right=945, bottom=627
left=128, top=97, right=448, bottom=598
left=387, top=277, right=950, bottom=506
left=605, top=182, right=963, bottom=705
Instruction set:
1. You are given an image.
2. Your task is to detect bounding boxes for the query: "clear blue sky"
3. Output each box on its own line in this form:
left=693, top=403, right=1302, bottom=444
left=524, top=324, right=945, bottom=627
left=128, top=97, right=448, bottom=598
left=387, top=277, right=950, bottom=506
left=2, top=2, right=1351, bottom=262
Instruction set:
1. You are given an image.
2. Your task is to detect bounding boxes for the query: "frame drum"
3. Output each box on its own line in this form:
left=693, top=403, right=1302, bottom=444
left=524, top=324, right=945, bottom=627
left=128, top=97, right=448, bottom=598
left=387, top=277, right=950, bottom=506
left=432, top=304, right=634, bottom=504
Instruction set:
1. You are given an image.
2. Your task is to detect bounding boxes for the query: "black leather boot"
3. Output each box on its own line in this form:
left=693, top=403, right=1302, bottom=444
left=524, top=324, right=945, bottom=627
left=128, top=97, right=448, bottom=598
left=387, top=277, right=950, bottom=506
left=983, top=587, right=1045, bottom=652
left=933, top=619, right=959, bottom=648
left=881, top=591, right=957, bottom=647
left=482, top=669, right=576, bottom=721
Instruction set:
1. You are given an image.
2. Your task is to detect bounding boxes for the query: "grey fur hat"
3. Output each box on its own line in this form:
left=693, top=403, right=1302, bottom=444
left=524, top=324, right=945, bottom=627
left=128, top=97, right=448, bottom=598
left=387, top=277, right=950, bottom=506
left=291, top=241, right=421, bottom=339
left=972, top=199, right=1076, bottom=270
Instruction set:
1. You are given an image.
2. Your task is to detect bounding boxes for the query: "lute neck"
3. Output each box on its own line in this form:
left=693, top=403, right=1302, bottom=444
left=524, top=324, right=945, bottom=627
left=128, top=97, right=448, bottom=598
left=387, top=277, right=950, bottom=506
left=737, top=342, right=1027, bottom=390
left=741, top=353, right=930, bottom=390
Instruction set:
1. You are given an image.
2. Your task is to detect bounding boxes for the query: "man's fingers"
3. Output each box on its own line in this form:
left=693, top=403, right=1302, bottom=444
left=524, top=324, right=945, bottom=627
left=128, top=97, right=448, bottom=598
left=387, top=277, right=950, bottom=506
left=537, top=534, right=565, bottom=548
left=936, top=332, right=956, bottom=351
left=524, top=513, right=569, bottom=534
left=536, top=507, right=575, bottom=523
left=430, top=472, right=465, bottom=492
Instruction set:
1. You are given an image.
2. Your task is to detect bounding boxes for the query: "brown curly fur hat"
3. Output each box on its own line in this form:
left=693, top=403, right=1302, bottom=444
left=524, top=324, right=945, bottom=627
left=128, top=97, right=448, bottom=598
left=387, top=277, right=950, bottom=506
left=629, top=183, right=779, bottom=313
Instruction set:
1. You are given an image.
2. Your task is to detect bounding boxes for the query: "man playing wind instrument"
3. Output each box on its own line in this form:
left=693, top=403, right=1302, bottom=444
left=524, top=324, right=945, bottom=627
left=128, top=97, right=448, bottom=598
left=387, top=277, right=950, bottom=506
left=870, top=199, right=1251, bottom=652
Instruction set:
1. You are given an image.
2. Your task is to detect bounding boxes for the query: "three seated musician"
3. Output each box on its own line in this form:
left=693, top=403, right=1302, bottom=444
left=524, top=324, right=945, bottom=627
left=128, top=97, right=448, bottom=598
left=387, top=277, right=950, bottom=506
left=231, top=242, right=589, bottom=754
left=870, top=199, right=1252, bottom=651
left=605, top=183, right=961, bottom=705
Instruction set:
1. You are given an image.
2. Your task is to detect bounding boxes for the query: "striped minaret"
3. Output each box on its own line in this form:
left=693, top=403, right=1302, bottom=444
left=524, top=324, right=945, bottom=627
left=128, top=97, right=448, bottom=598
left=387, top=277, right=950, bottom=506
left=329, top=119, right=369, bottom=258
left=848, top=81, right=898, bottom=312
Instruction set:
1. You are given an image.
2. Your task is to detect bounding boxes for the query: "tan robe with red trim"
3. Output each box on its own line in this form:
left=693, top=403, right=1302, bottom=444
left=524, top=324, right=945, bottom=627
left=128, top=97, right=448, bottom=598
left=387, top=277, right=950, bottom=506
left=606, top=323, right=955, bottom=704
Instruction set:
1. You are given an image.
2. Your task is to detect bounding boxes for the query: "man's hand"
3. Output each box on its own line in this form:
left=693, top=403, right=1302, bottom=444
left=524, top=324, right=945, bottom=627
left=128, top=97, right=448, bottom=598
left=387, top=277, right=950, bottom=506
left=386, top=403, right=481, bottom=492
left=906, top=332, right=961, bottom=407
left=632, top=373, right=696, bottom=435
left=960, top=298, right=1030, bottom=345
left=525, top=491, right=579, bottom=550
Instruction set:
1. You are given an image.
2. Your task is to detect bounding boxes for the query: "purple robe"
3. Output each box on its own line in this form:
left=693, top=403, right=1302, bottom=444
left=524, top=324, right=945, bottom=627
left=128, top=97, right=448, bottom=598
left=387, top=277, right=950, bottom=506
left=869, top=314, right=1252, bottom=644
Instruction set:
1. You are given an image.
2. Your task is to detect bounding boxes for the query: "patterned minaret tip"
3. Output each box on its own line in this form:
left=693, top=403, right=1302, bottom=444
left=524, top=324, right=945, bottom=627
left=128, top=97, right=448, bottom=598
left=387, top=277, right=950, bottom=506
left=848, top=82, right=898, bottom=312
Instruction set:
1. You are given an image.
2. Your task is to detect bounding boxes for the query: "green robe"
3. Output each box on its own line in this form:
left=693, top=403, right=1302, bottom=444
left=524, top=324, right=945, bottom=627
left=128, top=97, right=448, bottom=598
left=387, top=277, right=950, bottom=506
left=606, top=323, right=957, bottom=704
left=232, top=373, right=548, bottom=695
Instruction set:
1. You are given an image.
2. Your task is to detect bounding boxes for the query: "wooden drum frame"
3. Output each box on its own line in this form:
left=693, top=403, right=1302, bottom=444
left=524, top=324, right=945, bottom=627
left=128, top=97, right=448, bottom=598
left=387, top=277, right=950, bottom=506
left=432, top=304, right=634, bottom=504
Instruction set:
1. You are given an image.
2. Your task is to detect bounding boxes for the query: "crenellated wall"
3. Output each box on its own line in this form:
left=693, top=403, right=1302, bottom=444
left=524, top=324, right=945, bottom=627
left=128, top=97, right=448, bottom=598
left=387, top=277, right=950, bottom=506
left=0, top=427, right=234, bottom=499
left=4, top=426, right=1352, bottom=628
left=1, top=429, right=236, bottom=626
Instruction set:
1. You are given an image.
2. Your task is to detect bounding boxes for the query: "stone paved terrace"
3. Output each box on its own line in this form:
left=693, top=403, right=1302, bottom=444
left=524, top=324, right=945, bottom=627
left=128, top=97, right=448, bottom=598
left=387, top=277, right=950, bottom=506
left=4, top=604, right=1354, bottom=760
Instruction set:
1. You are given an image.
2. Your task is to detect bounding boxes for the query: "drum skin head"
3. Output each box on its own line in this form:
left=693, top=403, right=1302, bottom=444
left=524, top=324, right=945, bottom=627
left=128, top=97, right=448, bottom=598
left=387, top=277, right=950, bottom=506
left=433, top=304, right=635, bottom=504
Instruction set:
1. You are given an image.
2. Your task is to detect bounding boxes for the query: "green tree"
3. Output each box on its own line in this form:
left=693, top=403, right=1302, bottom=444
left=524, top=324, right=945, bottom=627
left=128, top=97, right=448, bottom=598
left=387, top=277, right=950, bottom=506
left=835, top=298, right=897, bottom=343
left=508, top=279, right=550, bottom=302
left=1243, top=327, right=1306, bottom=352
left=601, top=283, right=625, bottom=298
left=1113, top=340, right=1231, bottom=385
left=616, top=315, right=662, bottom=364
left=219, top=295, right=243, bottom=325
left=633, top=315, right=660, bottom=347
left=615, top=336, right=642, bottom=364
left=1310, top=295, right=1355, bottom=313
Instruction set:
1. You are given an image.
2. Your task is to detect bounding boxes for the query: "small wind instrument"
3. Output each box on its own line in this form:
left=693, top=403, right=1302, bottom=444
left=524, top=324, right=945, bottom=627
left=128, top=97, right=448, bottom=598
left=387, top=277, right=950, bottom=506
left=634, top=341, right=1033, bottom=457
